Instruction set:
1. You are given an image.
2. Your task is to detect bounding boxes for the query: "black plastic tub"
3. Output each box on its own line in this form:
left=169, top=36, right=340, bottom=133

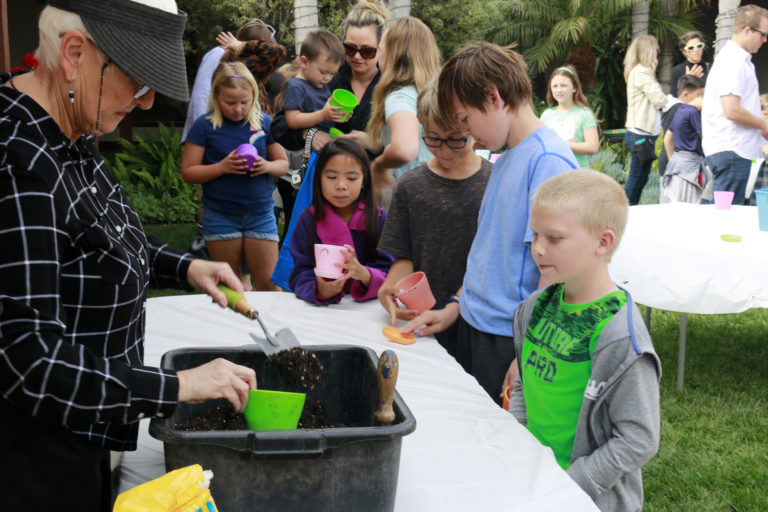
left=149, top=344, right=416, bottom=512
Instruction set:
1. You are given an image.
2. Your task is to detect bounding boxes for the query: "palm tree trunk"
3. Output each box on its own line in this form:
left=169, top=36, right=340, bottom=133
left=631, top=0, right=650, bottom=40
left=294, top=0, right=319, bottom=54
left=388, top=0, right=410, bottom=20
left=658, top=0, right=678, bottom=93
left=714, top=0, right=740, bottom=55
left=567, top=43, right=596, bottom=94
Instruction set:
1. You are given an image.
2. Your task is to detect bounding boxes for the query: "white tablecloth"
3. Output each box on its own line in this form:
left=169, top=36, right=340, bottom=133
left=118, top=292, right=597, bottom=511
left=609, top=203, right=768, bottom=314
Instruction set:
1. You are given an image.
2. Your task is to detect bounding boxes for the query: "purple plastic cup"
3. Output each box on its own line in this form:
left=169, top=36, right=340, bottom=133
left=236, top=143, right=259, bottom=172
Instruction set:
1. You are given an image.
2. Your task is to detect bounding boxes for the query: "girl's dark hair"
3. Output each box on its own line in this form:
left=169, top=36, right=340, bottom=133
left=678, top=30, right=705, bottom=50
left=308, top=139, right=380, bottom=260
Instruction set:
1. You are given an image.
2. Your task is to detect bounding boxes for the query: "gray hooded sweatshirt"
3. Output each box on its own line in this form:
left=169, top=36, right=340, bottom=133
left=509, top=288, right=661, bottom=512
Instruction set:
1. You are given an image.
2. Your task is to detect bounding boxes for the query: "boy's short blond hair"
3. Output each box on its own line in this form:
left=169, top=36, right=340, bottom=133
left=417, top=77, right=460, bottom=132
left=533, top=169, right=629, bottom=258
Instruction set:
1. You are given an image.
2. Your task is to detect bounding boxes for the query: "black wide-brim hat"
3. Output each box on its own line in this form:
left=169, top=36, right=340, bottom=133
left=48, top=0, right=189, bottom=102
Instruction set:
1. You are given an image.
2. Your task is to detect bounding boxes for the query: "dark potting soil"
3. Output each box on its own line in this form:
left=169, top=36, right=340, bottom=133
left=298, top=397, right=347, bottom=429
left=270, top=347, right=324, bottom=391
left=175, top=402, right=246, bottom=431
left=174, top=348, right=347, bottom=431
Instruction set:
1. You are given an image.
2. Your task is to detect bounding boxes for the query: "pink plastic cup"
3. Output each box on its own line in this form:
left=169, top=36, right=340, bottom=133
left=236, top=143, right=259, bottom=172
left=395, top=271, right=436, bottom=314
left=713, top=190, right=735, bottom=210
left=314, top=244, right=346, bottom=279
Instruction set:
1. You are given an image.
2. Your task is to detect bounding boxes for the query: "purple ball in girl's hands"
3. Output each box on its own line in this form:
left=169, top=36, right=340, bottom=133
left=236, top=143, right=259, bottom=173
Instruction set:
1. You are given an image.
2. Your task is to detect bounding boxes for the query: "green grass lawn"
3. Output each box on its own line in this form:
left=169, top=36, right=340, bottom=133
left=643, top=308, right=768, bottom=510
left=144, top=223, right=768, bottom=509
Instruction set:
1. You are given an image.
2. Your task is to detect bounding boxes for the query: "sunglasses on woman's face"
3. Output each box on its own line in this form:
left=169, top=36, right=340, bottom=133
left=685, top=43, right=705, bottom=51
left=342, top=42, right=378, bottom=60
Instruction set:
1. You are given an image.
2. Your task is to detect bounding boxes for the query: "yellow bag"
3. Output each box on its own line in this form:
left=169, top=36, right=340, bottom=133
left=113, top=464, right=218, bottom=512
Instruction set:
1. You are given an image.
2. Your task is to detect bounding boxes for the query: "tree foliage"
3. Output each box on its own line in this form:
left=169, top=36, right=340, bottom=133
left=411, top=0, right=499, bottom=59
left=178, top=0, right=297, bottom=82
left=493, top=0, right=709, bottom=127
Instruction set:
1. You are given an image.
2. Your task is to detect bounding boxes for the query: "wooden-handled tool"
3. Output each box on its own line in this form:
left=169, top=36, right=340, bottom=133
left=218, top=284, right=258, bottom=319
left=218, top=285, right=301, bottom=354
left=375, top=350, right=398, bottom=426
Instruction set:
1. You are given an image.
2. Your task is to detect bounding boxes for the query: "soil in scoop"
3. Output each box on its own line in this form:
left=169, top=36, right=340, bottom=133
left=269, top=347, right=324, bottom=391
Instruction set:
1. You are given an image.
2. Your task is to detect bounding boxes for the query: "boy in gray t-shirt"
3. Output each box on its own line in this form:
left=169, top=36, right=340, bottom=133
left=378, top=78, right=491, bottom=356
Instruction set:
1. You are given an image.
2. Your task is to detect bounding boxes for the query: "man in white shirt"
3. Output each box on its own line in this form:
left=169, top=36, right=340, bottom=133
left=702, top=4, right=768, bottom=204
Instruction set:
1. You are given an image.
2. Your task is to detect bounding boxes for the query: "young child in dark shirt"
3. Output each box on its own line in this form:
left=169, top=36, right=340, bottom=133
left=283, top=30, right=347, bottom=132
left=377, top=77, right=491, bottom=356
left=661, top=75, right=707, bottom=203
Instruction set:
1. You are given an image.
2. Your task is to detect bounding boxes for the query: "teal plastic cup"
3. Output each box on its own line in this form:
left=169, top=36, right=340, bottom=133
left=330, top=89, right=358, bottom=121
left=243, top=389, right=306, bottom=430
left=755, top=189, right=768, bottom=231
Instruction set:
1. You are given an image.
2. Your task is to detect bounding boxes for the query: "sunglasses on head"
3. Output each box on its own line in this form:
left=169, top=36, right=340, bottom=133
left=251, top=18, right=276, bottom=37
left=342, top=42, right=378, bottom=60
left=685, top=43, right=705, bottom=51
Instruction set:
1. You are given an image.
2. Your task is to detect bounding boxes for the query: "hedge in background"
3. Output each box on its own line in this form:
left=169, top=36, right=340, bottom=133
left=107, top=123, right=199, bottom=224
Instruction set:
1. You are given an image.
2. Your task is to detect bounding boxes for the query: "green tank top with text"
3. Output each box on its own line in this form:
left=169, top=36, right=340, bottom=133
left=522, top=284, right=626, bottom=469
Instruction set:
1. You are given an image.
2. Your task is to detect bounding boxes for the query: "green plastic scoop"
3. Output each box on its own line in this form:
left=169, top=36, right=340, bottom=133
left=243, top=389, right=306, bottom=430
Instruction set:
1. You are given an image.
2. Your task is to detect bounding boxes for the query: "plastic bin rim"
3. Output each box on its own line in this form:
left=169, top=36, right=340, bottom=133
left=149, top=344, right=417, bottom=452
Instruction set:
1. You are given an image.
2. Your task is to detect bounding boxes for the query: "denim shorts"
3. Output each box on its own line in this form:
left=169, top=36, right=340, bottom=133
left=202, top=207, right=279, bottom=242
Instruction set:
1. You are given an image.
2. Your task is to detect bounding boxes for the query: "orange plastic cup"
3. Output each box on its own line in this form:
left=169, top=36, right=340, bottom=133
left=394, top=271, right=436, bottom=314
left=501, top=386, right=512, bottom=411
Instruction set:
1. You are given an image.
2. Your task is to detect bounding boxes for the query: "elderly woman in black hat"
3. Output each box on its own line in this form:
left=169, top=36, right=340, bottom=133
left=0, top=1, right=257, bottom=508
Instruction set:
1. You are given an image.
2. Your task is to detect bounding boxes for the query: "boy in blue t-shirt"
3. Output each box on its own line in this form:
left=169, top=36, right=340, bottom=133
left=508, top=169, right=661, bottom=511
left=402, top=42, right=577, bottom=404
left=661, top=75, right=708, bottom=203
left=283, top=30, right=347, bottom=132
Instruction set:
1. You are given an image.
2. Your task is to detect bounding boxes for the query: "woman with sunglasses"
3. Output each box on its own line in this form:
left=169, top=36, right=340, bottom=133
left=0, top=1, right=257, bottom=508
left=670, top=31, right=711, bottom=97
left=271, top=0, right=390, bottom=154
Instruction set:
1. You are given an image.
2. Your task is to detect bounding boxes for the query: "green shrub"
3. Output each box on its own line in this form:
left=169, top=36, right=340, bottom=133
left=589, top=147, right=628, bottom=185
left=107, top=124, right=198, bottom=224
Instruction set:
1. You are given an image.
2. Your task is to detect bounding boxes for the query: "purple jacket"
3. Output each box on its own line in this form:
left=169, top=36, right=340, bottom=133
left=289, top=207, right=394, bottom=304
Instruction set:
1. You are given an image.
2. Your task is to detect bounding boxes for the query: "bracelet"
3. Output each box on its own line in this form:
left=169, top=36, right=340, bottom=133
left=446, top=294, right=460, bottom=304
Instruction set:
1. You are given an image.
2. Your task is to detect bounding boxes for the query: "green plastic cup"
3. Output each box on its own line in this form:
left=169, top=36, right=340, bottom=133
left=330, top=89, right=358, bottom=121
left=243, top=389, right=306, bottom=430
left=329, top=127, right=343, bottom=139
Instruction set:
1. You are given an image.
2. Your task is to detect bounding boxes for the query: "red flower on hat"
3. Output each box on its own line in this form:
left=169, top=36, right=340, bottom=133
left=22, top=53, right=38, bottom=70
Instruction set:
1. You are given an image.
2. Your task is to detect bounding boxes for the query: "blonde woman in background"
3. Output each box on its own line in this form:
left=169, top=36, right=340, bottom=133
left=367, top=16, right=442, bottom=203
left=623, top=34, right=668, bottom=205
